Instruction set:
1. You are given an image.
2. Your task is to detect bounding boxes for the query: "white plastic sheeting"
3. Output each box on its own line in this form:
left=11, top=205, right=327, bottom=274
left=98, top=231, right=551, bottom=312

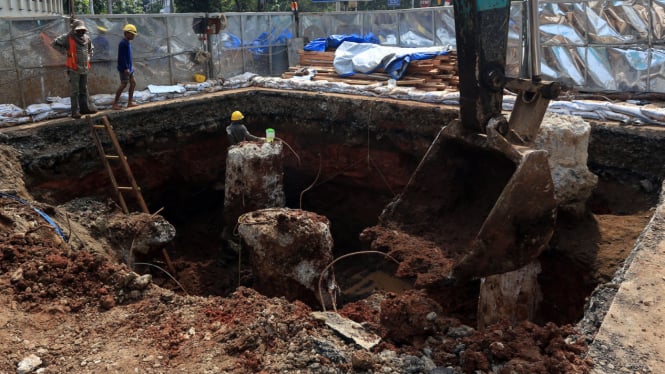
left=4, top=72, right=665, bottom=128
left=333, top=41, right=450, bottom=79
left=0, top=82, right=225, bottom=127
left=251, top=73, right=665, bottom=127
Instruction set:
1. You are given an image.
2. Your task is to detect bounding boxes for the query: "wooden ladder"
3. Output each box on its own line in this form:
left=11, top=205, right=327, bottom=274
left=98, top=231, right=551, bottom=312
left=89, top=115, right=149, bottom=215
left=89, top=115, right=176, bottom=275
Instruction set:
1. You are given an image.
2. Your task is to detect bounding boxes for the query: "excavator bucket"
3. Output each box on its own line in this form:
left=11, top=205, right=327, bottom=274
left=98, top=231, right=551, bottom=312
left=374, top=0, right=561, bottom=280
left=380, top=119, right=557, bottom=281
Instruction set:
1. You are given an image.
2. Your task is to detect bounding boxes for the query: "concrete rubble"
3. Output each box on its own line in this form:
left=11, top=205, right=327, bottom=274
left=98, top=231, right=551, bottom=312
left=311, top=311, right=381, bottom=350
left=237, top=208, right=334, bottom=307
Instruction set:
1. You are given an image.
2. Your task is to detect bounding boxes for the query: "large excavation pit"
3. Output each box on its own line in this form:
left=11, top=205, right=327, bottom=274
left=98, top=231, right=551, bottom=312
left=1, top=88, right=664, bottom=371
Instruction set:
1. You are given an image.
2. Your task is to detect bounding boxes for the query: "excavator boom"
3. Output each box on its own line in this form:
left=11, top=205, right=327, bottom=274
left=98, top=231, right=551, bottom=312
left=452, top=0, right=511, bottom=133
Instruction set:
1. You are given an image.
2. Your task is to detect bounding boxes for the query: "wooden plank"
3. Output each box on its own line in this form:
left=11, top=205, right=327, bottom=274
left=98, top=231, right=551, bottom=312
left=410, top=61, right=435, bottom=67
left=298, top=56, right=334, bottom=62
left=420, top=81, right=448, bottom=87
left=298, top=50, right=335, bottom=55
left=407, top=68, right=441, bottom=75
left=396, top=78, right=427, bottom=86
left=430, top=74, right=456, bottom=80
left=416, top=86, right=447, bottom=92
left=312, top=76, right=378, bottom=85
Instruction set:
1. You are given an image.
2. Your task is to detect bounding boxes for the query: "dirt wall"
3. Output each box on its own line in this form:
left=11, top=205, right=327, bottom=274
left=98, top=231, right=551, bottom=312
left=0, top=88, right=457, bottom=206
left=1, top=88, right=663, bottom=206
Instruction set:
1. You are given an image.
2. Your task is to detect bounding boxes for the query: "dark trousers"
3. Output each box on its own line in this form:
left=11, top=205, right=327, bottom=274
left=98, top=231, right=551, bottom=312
left=67, top=69, right=96, bottom=114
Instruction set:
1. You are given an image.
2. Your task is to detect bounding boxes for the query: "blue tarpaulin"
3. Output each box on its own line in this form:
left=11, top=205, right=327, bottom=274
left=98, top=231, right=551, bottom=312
left=223, top=28, right=293, bottom=55
left=304, top=34, right=380, bottom=52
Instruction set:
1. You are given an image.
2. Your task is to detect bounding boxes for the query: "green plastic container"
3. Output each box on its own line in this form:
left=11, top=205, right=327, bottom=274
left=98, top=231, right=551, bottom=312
left=266, top=128, right=275, bottom=142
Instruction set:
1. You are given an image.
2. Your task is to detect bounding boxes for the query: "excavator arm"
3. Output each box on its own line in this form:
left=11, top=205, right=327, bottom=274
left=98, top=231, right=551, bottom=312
left=452, top=0, right=511, bottom=134
left=453, top=0, right=561, bottom=142
left=380, top=0, right=562, bottom=281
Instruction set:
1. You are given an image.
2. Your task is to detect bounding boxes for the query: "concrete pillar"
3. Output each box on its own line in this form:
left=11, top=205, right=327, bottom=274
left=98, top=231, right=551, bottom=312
left=237, top=208, right=335, bottom=307
left=534, top=113, right=598, bottom=215
left=477, top=261, right=542, bottom=330
left=223, top=141, right=285, bottom=245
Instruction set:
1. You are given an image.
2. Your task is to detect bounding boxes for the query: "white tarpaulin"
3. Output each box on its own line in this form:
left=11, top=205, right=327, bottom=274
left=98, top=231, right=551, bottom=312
left=333, top=41, right=450, bottom=79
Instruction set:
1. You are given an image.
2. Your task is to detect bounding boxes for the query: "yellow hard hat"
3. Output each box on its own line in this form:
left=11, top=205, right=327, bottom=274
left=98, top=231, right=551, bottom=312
left=123, top=24, right=137, bottom=35
left=231, top=111, right=244, bottom=121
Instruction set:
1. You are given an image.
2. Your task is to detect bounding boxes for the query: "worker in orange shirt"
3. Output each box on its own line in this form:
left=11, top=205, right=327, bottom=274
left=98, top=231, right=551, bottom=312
left=51, top=19, right=98, bottom=118
left=291, top=0, right=299, bottom=21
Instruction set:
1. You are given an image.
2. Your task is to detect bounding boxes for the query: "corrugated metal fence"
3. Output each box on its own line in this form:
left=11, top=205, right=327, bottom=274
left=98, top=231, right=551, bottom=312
left=1, top=2, right=664, bottom=107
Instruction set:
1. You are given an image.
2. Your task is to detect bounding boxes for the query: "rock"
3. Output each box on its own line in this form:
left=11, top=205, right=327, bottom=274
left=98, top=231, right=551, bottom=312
left=17, top=354, right=42, bottom=374
left=447, top=324, right=475, bottom=338
left=99, top=295, right=116, bottom=310
left=640, top=179, right=655, bottom=193
left=120, top=272, right=138, bottom=287
left=131, top=274, right=152, bottom=290
left=351, top=350, right=375, bottom=370
left=10, top=267, right=23, bottom=283
left=107, top=213, right=176, bottom=255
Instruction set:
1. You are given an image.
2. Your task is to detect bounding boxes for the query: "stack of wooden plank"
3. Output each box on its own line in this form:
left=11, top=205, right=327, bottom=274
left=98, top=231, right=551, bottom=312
left=404, top=54, right=459, bottom=91
left=282, top=50, right=459, bottom=92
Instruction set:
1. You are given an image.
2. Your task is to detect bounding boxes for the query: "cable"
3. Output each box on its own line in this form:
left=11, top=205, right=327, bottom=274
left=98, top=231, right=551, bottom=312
left=0, top=192, right=68, bottom=241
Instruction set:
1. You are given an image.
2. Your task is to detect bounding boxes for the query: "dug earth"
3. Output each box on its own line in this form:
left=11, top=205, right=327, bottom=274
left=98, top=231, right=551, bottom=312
left=0, top=102, right=658, bottom=372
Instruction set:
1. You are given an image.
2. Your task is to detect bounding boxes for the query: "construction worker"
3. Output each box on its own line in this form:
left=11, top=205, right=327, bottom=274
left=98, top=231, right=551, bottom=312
left=92, top=25, right=110, bottom=60
left=226, top=111, right=263, bottom=145
left=112, top=24, right=138, bottom=110
left=51, top=19, right=98, bottom=119
left=291, top=0, right=299, bottom=23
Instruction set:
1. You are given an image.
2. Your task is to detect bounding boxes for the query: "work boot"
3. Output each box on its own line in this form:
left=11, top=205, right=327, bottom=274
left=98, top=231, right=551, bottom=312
left=86, top=101, right=98, bottom=114
left=71, top=99, right=81, bottom=119
left=79, top=95, right=97, bottom=115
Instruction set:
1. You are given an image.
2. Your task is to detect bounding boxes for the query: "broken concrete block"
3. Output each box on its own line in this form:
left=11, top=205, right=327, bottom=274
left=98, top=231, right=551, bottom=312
left=237, top=208, right=333, bottom=306
left=311, top=311, right=381, bottom=350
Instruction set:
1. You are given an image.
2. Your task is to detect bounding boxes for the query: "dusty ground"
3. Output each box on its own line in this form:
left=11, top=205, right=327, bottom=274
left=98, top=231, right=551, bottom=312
left=0, top=138, right=656, bottom=373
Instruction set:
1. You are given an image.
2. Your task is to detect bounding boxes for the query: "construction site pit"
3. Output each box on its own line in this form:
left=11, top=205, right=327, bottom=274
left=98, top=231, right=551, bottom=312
left=1, top=87, right=664, bottom=373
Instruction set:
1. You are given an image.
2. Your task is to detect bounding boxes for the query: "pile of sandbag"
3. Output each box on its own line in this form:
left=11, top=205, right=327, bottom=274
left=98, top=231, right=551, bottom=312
left=0, top=79, right=226, bottom=127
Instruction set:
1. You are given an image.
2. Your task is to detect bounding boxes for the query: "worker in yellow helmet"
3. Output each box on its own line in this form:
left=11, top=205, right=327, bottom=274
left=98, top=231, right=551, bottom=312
left=226, top=111, right=263, bottom=145
left=92, top=25, right=110, bottom=60
left=51, top=19, right=97, bottom=118
left=112, top=24, right=138, bottom=110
